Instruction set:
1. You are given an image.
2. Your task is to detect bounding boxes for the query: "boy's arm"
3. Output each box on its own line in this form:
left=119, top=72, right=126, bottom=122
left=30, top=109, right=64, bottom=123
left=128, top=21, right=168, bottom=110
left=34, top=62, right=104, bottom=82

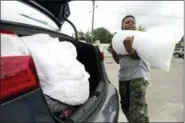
left=107, top=44, right=119, bottom=64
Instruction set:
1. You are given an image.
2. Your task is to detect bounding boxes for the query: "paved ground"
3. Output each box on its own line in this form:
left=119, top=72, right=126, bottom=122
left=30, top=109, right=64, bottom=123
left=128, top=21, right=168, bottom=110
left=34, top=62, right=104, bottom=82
left=104, top=57, right=184, bottom=122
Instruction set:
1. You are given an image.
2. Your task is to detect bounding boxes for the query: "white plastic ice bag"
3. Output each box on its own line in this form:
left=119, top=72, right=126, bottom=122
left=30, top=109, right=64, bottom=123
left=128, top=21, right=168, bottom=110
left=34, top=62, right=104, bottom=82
left=21, top=34, right=90, bottom=105
left=112, top=25, right=181, bottom=72
left=1, top=34, right=29, bottom=56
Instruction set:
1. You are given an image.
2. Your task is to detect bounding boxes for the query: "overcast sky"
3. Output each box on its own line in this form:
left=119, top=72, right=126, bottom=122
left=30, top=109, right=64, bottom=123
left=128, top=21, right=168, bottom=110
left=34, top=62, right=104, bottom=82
left=61, top=1, right=184, bottom=36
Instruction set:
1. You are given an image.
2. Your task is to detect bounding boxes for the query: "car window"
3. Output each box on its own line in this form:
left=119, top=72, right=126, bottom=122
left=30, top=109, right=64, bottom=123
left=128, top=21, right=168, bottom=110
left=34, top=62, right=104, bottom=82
left=1, top=1, right=59, bottom=31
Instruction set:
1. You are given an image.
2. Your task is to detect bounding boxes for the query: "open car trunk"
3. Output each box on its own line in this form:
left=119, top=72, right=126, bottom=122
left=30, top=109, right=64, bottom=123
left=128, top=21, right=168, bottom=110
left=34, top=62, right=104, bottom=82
left=0, top=21, right=107, bottom=122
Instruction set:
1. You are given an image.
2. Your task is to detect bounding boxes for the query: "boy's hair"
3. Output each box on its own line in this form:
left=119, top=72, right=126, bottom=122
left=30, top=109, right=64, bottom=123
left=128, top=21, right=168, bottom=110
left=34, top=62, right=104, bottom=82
left=121, top=15, right=135, bottom=30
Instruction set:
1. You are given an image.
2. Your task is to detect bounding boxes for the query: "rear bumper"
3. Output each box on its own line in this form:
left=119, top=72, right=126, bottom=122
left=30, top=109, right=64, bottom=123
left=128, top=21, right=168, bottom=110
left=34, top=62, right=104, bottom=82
left=0, top=83, right=119, bottom=123
left=86, top=83, right=119, bottom=122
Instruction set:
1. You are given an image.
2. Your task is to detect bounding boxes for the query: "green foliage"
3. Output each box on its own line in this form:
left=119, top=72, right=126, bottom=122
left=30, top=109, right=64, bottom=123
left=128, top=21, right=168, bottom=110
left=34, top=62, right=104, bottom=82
left=74, top=27, right=113, bottom=44
left=92, top=27, right=113, bottom=44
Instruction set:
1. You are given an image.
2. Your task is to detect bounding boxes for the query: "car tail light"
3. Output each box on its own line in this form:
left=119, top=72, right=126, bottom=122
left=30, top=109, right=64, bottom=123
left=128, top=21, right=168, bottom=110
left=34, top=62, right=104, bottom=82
left=0, top=30, right=15, bottom=35
left=100, top=51, right=104, bottom=61
left=0, top=30, right=39, bottom=101
left=95, top=45, right=104, bottom=61
left=0, top=56, right=39, bottom=101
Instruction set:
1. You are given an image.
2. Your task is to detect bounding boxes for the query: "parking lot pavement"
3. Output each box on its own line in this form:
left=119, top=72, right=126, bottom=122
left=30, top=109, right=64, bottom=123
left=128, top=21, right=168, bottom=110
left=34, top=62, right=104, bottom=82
left=104, top=57, right=184, bottom=122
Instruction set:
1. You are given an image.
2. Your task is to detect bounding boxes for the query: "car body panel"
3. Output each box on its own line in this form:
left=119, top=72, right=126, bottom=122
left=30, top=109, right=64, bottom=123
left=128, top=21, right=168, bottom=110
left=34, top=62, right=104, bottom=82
left=0, top=89, right=55, bottom=123
left=1, top=1, right=59, bottom=31
left=87, top=83, right=119, bottom=122
left=23, top=0, right=71, bottom=30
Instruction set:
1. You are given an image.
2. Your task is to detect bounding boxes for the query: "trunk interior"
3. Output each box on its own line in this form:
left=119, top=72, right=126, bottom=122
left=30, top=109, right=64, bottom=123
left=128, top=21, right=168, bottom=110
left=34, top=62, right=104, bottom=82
left=20, top=35, right=102, bottom=96
left=74, top=41, right=102, bottom=95
left=23, top=35, right=103, bottom=122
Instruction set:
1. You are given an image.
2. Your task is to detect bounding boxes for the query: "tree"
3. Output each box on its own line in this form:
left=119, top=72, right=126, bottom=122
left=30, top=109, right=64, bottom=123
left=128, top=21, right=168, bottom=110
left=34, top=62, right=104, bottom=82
left=92, top=27, right=113, bottom=44
left=176, top=36, right=184, bottom=48
left=77, top=30, right=85, bottom=40
left=84, top=31, right=92, bottom=43
left=72, top=30, right=92, bottom=43
left=72, top=31, right=87, bottom=41
left=137, top=25, right=146, bottom=32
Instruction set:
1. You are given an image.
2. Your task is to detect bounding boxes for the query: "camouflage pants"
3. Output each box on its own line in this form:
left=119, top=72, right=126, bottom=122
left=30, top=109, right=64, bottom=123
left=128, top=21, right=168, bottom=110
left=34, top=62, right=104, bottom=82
left=119, top=78, right=149, bottom=123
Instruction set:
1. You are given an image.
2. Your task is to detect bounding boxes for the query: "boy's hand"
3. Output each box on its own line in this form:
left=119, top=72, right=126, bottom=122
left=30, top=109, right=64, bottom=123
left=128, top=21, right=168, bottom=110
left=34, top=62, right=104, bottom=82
left=107, top=44, right=113, bottom=53
left=123, top=35, right=134, bottom=54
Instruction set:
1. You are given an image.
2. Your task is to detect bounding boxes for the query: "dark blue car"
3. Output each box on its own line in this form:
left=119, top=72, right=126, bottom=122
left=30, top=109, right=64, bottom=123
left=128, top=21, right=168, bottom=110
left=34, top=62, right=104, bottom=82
left=0, top=1, right=119, bottom=122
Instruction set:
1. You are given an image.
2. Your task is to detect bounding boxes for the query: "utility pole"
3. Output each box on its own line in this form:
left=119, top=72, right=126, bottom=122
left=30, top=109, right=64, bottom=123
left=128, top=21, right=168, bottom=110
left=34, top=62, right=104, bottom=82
left=91, top=0, right=95, bottom=43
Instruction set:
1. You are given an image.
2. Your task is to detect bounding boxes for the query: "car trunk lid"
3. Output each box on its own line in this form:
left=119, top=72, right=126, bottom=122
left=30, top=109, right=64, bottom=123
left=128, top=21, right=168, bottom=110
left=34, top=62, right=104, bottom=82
left=23, top=0, right=71, bottom=30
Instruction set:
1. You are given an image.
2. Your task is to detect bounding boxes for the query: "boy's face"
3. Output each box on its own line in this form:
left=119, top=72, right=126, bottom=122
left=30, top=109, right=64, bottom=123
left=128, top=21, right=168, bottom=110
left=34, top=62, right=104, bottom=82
left=122, top=17, right=136, bottom=30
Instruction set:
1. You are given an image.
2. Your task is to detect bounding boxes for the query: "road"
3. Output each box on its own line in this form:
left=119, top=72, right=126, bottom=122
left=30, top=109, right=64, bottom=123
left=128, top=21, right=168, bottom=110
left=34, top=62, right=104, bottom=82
left=104, top=57, right=184, bottom=122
